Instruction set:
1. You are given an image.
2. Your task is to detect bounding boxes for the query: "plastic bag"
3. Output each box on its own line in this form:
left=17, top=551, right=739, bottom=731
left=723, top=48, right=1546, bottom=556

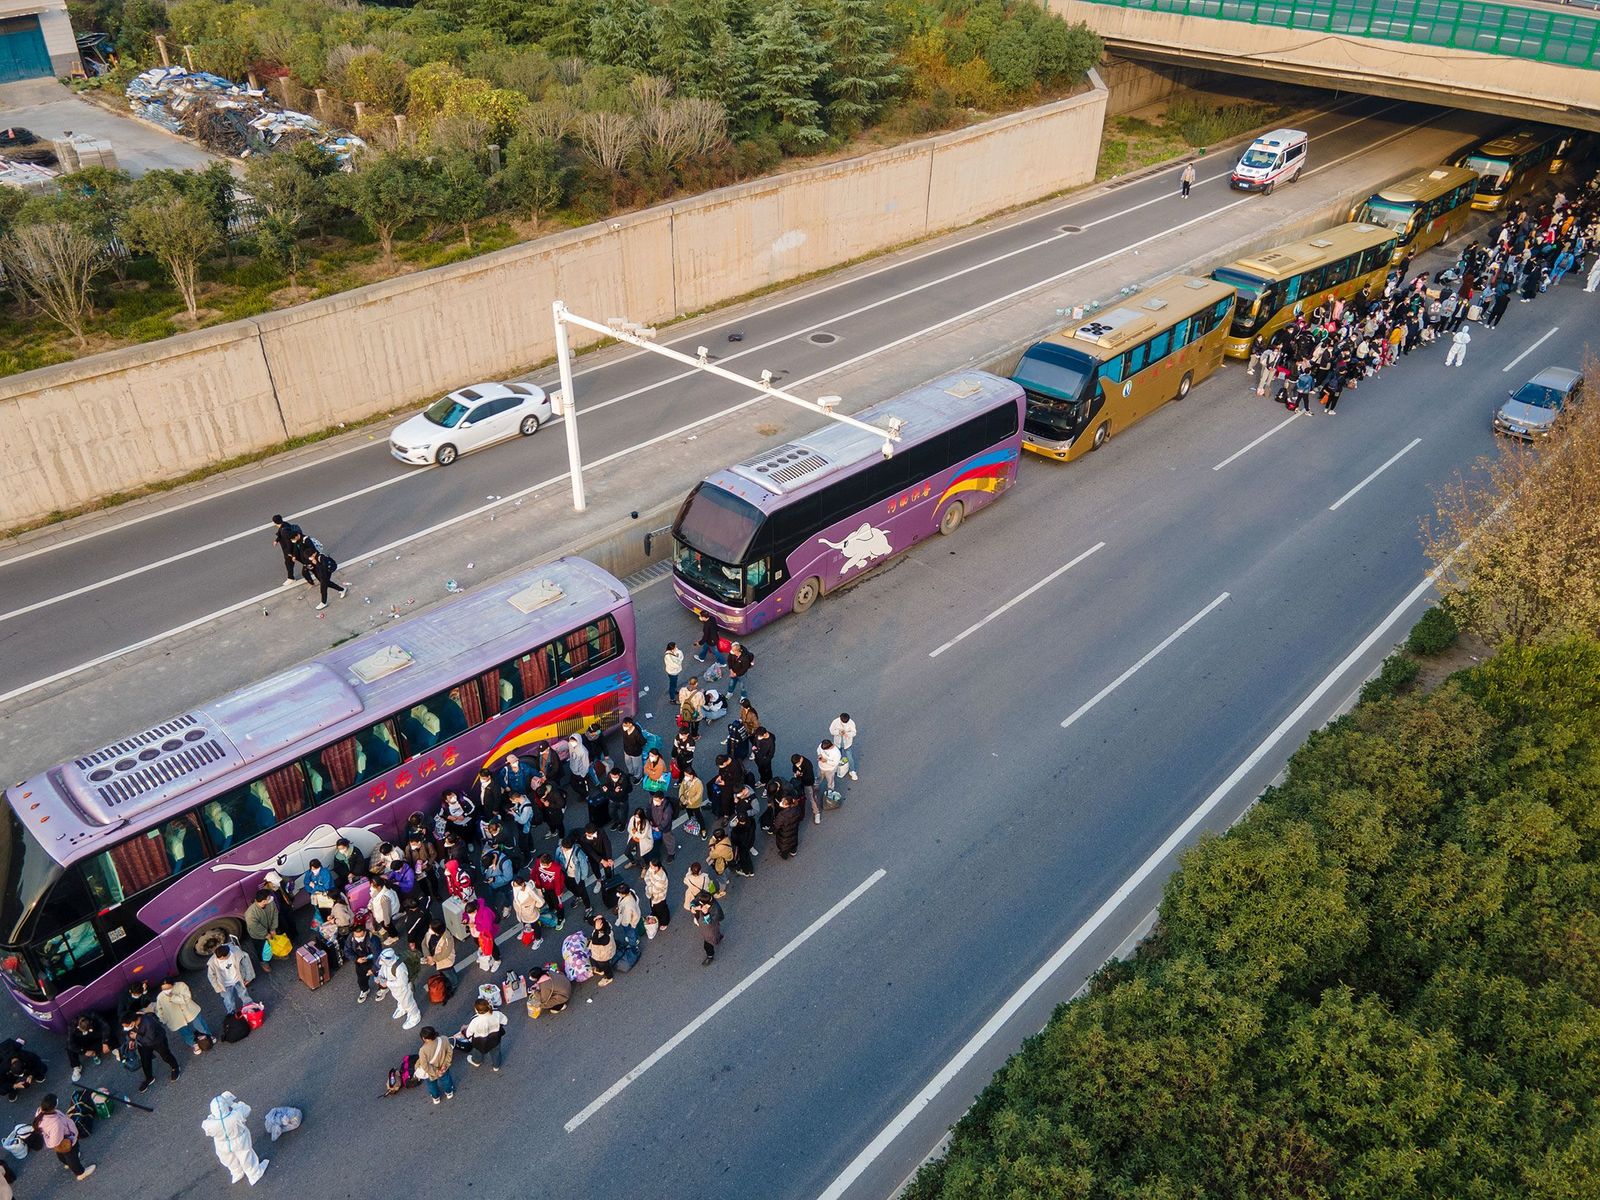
left=264, top=1107, right=302, bottom=1141
left=268, top=933, right=292, bottom=959
left=2, top=1123, right=31, bottom=1160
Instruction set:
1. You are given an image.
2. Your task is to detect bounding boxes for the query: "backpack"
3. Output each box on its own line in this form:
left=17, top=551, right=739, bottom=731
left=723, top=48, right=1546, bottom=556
left=385, top=1054, right=421, bottom=1097
left=427, top=973, right=451, bottom=1006
left=221, top=1013, right=251, bottom=1043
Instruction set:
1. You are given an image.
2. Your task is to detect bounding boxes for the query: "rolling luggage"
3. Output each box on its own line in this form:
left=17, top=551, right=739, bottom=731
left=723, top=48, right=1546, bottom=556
left=442, top=895, right=470, bottom=942
left=295, top=943, right=331, bottom=991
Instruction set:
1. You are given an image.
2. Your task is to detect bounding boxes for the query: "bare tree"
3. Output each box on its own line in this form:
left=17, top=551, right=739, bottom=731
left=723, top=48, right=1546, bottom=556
left=122, top=189, right=220, bottom=319
left=523, top=99, right=578, bottom=144
left=576, top=111, right=642, bottom=175
left=639, top=97, right=728, bottom=174
left=629, top=74, right=673, bottom=114
left=1, top=221, right=104, bottom=346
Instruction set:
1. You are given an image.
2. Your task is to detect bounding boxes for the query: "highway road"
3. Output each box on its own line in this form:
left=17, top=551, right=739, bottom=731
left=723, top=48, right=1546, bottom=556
left=14, top=232, right=1599, bottom=1198
left=0, top=95, right=1472, bottom=704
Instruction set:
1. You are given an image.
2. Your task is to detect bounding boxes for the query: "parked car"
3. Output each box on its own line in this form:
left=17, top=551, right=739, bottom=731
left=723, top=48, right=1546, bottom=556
left=1493, top=366, right=1584, bottom=441
left=390, top=382, right=552, bottom=466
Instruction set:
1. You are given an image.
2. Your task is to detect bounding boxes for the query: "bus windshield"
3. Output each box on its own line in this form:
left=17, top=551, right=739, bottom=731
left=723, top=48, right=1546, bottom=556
left=1015, top=346, right=1096, bottom=440
left=674, top=483, right=763, bottom=602
left=0, top=804, right=59, bottom=948
left=1212, top=269, right=1274, bottom=335
left=1357, top=197, right=1418, bottom=235
left=1464, top=156, right=1511, bottom=193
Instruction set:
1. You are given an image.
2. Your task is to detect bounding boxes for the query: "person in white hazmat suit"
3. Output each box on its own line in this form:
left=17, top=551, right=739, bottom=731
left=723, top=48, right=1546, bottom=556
left=377, top=947, right=420, bottom=1029
left=203, top=1092, right=269, bottom=1185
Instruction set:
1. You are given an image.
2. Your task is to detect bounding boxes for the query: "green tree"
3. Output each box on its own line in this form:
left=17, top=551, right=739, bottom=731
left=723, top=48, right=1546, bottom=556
left=819, top=0, right=900, bottom=136
left=1034, top=18, right=1102, bottom=86
left=984, top=16, right=1040, bottom=94
left=587, top=0, right=659, bottom=72
left=748, top=0, right=826, bottom=149
left=243, top=151, right=326, bottom=287
left=495, top=132, right=569, bottom=224
left=343, top=49, right=411, bottom=112
left=426, top=152, right=489, bottom=248
left=192, top=161, right=239, bottom=262
left=121, top=175, right=220, bottom=318
left=330, top=151, right=433, bottom=261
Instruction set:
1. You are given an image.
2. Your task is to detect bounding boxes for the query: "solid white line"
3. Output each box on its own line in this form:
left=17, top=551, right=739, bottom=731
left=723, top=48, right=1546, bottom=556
left=1500, top=325, right=1560, bottom=373
left=0, top=110, right=1431, bottom=696
left=1212, top=413, right=1301, bottom=471
left=1327, top=437, right=1421, bottom=512
left=1060, top=592, right=1229, bottom=728
left=0, top=437, right=382, bottom=568
left=929, top=543, right=1105, bottom=658
left=814, top=567, right=1441, bottom=1200
left=564, top=868, right=887, bottom=1133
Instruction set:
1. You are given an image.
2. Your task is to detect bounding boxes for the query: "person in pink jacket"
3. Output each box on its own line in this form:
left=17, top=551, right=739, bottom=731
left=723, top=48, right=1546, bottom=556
left=467, top=899, right=500, bottom=973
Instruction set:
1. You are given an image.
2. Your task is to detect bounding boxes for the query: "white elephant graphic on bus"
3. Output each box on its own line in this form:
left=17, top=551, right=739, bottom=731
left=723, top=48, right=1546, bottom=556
left=208, top=822, right=383, bottom=879
left=818, top=523, right=893, bottom=576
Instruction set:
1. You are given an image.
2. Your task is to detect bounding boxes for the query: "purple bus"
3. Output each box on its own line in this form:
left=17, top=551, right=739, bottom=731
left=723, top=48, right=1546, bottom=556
left=672, top=371, right=1025, bottom=633
left=0, top=558, right=636, bottom=1031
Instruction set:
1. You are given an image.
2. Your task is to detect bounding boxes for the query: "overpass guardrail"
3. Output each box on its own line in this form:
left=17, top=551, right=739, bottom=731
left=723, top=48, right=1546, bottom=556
left=1081, top=0, right=1600, bottom=68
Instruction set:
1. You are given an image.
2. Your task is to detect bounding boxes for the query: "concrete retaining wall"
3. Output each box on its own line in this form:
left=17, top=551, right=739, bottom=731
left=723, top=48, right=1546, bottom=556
left=0, top=82, right=1108, bottom=530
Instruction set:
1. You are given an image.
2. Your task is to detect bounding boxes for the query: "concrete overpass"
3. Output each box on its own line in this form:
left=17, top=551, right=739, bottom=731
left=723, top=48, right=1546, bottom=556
left=1054, top=0, right=1600, bottom=131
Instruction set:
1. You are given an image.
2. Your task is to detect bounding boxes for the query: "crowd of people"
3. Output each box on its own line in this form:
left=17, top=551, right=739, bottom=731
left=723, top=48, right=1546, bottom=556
left=1248, top=171, right=1600, bottom=411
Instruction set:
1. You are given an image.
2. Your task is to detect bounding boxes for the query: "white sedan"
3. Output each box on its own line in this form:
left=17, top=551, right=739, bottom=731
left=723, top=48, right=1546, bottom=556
left=389, top=382, right=552, bottom=466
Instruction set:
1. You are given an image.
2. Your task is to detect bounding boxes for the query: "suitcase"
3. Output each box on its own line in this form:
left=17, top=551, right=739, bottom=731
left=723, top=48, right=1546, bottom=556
left=295, top=943, right=331, bottom=990
left=442, top=895, right=470, bottom=943
left=501, top=971, right=527, bottom=1004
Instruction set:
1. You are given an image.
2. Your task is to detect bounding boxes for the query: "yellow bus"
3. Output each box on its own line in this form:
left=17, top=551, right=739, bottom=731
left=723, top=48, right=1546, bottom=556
left=1013, top=275, right=1236, bottom=461
left=1455, top=129, right=1573, bottom=211
left=1211, top=223, right=1398, bottom=359
left=1350, top=165, right=1479, bottom=264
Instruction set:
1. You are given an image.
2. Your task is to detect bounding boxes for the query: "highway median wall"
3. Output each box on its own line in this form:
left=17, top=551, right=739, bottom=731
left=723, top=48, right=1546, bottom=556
left=0, top=82, right=1108, bottom=532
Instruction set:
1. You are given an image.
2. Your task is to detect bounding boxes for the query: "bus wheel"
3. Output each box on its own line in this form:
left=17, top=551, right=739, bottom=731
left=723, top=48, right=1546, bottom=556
left=179, top=918, right=244, bottom=972
left=1176, top=372, right=1193, bottom=400
left=1092, top=422, right=1110, bottom=450
left=939, top=502, right=965, bottom=536
left=1439, top=224, right=1452, bottom=245
left=793, top=577, right=822, bottom=614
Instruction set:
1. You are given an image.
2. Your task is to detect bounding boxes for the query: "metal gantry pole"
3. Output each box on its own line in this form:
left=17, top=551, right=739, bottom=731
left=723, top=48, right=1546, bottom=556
left=551, top=300, right=587, bottom=513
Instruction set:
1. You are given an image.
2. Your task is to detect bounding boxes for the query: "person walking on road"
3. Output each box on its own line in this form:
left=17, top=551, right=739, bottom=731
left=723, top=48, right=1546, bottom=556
left=270, top=516, right=305, bottom=586
left=306, top=549, right=348, bottom=610
left=206, top=943, right=255, bottom=1015
left=412, top=1027, right=457, bottom=1104
left=34, top=1094, right=94, bottom=1181
left=122, top=1010, right=181, bottom=1093
left=1445, top=325, right=1471, bottom=367
left=725, top=642, right=755, bottom=705
left=1180, top=162, right=1195, bottom=199
left=692, top=895, right=723, bottom=966
left=663, top=642, right=684, bottom=704
left=377, top=948, right=421, bottom=1030
left=643, top=860, right=671, bottom=934
left=203, top=1091, right=267, bottom=1185
left=693, top=610, right=725, bottom=665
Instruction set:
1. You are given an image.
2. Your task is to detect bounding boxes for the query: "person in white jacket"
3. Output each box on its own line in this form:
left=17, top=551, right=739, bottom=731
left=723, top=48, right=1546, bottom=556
left=202, top=1092, right=268, bottom=1186
left=375, top=948, right=420, bottom=1030
left=816, top=739, right=844, bottom=798
left=828, top=713, right=859, bottom=781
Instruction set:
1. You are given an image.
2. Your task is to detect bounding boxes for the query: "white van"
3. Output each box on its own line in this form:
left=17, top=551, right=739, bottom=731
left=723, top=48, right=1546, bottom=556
left=1230, top=129, right=1308, bottom=194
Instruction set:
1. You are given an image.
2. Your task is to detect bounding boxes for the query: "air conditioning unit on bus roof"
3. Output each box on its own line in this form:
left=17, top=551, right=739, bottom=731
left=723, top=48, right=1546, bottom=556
left=351, top=644, right=415, bottom=684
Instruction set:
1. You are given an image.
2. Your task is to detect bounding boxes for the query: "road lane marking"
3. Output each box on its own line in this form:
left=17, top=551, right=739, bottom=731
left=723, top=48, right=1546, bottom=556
left=0, top=111, right=1436, bottom=695
left=564, top=868, right=887, bottom=1133
left=1500, top=325, right=1559, bottom=373
left=814, top=567, right=1442, bottom=1200
left=1327, top=437, right=1421, bottom=511
left=2, top=102, right=1389, bottom=575
left=929, top=543, right=1105, bottom=658
left=1060, top=592, right=1229, bottom=728
left=1212, top=412, right=1301, bottom=470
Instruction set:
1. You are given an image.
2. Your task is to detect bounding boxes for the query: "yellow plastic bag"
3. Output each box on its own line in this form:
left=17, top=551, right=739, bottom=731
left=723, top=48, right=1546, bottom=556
left=268, top=933, right=292, bottom=959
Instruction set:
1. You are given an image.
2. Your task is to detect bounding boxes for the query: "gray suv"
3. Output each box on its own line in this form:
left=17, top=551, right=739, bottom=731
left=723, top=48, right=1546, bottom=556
left=1494, top=367, right=1584, bottom=440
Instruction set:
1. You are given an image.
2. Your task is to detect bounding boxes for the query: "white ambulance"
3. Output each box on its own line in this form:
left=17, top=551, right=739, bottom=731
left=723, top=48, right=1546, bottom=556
left=1230, top=129, right=1309, bottom=194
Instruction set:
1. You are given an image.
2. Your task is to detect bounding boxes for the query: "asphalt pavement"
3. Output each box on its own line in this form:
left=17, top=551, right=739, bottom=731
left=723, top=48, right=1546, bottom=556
left=11, top=225, right=1596, bottom=1197
left=0, top=95, right=1471, bottom=704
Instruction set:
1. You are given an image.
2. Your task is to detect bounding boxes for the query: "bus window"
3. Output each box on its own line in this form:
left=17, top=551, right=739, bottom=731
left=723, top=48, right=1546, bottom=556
left=1147, top=330, right=1172, bottom=364
left=81, top=814, right=205, bottom=904
left=317, top=722, right=399, bottom=795
left=36, top=921, right=103, bottom=990
left=1172, top=318, right=1192, bottom=349
left=1126, top=343, right=1150, bottom=375
left=400, top=684, right=478, bottom=753
left=504, top=647, right=557, bottom=708
left=1100, top=353, right=1128, bottom=385
left=203, top=764, right=309, bottom=848
left=1283, top=275, right=1302, bottom=304
left=558, top=620, right=619, bottom=680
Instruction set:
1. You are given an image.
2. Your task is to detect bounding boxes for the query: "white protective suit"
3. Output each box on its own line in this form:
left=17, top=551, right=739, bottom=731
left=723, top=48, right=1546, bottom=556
left=377, top=949, right=420, bottom=1029
left=202, top=1092, right=269, bottom=1186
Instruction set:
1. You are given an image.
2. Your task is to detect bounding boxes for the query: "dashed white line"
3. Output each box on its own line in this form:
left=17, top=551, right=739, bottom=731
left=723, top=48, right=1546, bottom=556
left=929, top=542, right=1105, bottom=658
left=814, top=567, right=1441, bottom=1200
left=1060, top=592, right=1229, bottom=728
left=564, top=867, right=887, bottom=1132
left=1212, top=412, right=1301, bottom=471
left=1500, top=325, right=1559, bottom=373
left=1327, top=437, right=1421, bottom=512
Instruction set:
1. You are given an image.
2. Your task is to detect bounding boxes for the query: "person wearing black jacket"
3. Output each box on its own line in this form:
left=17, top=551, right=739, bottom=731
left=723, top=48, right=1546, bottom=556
left=791, top=753, right=819, bottom=824
left=271, top=515, right=304, bottom=585
left=120, top=1013, right=179, bottom=1093
left=344, top=926, right=380, bottom=1003
left=306, top=550, right=347, bottom=610
left=751, top=726, right=777, bottom=785
left=729, top=810, right=756, bottom=878
left=772, top=793, right=804, bottom=860
left=600, top=767, right=632, bottom=832
left=67, top=1013, right=116, bottom=1081
left=1, top=1039, right=47, bottom=1101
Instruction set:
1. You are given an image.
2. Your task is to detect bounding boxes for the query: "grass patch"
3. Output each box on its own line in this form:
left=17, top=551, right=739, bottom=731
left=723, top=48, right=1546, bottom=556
left=1095, top=94, right=1288, bottom=182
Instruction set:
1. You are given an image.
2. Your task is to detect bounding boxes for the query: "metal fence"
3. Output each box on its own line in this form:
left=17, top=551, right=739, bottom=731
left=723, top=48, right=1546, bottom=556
left=1084, top=0, right=1600, bottom=68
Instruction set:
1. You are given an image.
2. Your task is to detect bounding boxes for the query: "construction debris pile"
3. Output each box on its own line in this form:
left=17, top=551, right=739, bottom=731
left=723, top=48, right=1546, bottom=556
left=125, top=68, right=365, bottom=166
